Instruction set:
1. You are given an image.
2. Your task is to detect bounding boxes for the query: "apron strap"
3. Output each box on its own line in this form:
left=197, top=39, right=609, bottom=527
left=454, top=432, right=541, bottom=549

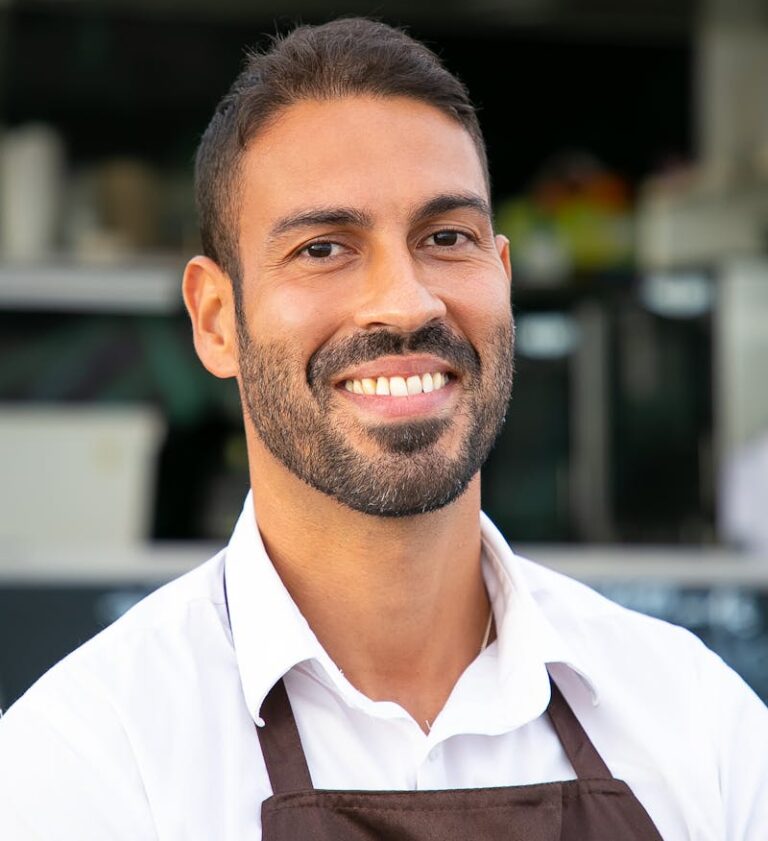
left=546, top=679, right=613, bottom=780
left=257, top=678, right=314, bottom=794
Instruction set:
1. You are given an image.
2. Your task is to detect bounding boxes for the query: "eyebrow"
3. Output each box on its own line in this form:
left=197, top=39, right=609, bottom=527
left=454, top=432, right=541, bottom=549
left=268, top=207, right=374, bottom=241
left=409, top=192, right=492, bottom=225
left=266, top=192, right=492, bottom=243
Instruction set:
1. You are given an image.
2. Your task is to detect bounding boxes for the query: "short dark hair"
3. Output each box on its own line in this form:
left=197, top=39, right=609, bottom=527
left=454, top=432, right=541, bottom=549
left=194, top=17, right=489, bottom=296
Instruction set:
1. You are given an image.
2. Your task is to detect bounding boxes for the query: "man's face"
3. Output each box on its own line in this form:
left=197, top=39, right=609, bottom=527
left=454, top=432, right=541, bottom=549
left=235, top=95, right=514, bottom=517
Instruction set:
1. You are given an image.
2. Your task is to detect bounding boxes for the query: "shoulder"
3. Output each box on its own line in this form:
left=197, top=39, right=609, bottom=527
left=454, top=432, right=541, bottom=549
left=515, top=551, right=710, bottom=660
left=509, top=548, right=763, bottom=721
left=515, top=552, right=768, bottom=837
left=3, top=548, right=234, bottom=721
left=0, top=550, right=233, bottom=839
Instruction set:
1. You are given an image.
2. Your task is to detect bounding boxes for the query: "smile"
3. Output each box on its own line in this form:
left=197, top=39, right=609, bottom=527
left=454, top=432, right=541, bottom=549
left=343, top=372, right=451, bottom=397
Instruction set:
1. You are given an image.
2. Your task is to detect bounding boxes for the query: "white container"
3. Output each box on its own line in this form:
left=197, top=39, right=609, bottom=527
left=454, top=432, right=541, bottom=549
left=0, top=405, right=164, bottom=550
left=0, top=124, right=65, bottom=260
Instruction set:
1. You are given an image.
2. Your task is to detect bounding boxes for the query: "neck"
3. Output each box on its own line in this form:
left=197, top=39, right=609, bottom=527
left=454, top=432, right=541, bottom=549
left=248, top=439, right=490, bottom=733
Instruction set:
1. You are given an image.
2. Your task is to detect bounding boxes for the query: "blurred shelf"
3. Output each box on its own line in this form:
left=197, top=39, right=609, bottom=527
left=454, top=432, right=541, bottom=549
left=0, top=260, right=184, bottom=314
left=525, top=545, right=768, bottom=586
left=1, top=543, right=767, bottom=587
left=638, top=183, right=768, bottom=271
left=0, top=542, right=216, bottom=585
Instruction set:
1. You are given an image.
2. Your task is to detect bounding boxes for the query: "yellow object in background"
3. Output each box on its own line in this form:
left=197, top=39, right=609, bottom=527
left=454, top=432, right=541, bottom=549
left=496, top=153, right=635, bottom=283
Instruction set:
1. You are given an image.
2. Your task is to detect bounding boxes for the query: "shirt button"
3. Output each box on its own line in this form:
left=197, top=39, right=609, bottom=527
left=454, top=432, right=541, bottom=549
left=428, top=745, right=442, bottom=762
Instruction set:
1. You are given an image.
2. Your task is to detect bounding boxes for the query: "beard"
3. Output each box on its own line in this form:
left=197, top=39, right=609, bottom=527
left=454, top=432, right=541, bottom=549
left=237, top=319, right=514, bottom=517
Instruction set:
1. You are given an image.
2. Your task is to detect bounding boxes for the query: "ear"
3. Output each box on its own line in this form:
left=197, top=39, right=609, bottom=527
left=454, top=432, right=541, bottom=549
left=182, top=255, right=238, bottom=379
left=494, top=234, right=513, bottom=283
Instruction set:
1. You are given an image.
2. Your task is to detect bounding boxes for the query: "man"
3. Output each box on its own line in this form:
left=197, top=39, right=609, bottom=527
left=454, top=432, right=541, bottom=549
left=0, top=18, right=766, bottom=840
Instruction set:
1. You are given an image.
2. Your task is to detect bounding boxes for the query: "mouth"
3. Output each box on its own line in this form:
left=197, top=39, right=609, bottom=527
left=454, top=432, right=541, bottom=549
left=342, top=370, right=452, bottom=397
left=332, top=355, right=458, bottom=420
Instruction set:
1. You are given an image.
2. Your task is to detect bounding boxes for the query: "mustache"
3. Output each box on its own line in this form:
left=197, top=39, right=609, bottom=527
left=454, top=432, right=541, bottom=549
left=307, top=323, right=481, bottom=387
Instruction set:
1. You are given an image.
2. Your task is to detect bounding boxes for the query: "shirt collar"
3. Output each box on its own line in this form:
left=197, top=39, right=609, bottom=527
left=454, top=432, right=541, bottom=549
left=479, top=511, right=599, bottom=707
left=223, top=493, right=600, bottom=728
left=223, top=492, right=324, bottom=726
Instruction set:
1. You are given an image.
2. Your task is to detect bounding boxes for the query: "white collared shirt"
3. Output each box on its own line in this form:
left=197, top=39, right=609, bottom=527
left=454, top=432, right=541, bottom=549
left=0, top=494, right=766, bottom=840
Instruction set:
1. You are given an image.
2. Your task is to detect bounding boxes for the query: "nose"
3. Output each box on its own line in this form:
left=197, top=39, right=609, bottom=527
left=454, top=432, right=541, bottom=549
left=352, top=245, right=447, bottom=333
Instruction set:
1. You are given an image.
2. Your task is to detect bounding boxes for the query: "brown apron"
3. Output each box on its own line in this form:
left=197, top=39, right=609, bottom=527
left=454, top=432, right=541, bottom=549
left=256, top=677, right=665, bottom=840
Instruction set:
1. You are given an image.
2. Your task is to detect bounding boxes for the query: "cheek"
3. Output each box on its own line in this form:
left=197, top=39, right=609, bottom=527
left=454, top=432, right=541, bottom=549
left=442, top=276, right=512, bottom=339
left=248, top=283, right=347, bottom=357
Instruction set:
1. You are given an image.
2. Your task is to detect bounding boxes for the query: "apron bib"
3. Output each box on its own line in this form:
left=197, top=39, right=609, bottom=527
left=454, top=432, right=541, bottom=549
left=256, top=677, right=665, bottom=840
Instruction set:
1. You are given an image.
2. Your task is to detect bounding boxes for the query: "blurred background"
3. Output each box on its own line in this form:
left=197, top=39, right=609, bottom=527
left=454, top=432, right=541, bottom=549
left=1, top=0, right=767, bottom=706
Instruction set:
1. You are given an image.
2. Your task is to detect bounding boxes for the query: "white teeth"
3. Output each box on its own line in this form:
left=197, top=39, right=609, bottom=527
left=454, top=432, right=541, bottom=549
left=344, top=372, right=450, bottom=397
left=389, top=376, right=408, bottom=397
left=406, top=375, right=423, bottom=395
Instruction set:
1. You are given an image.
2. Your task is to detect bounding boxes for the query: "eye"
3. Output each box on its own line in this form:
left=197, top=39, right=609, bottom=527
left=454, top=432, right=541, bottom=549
left=426, top=229, right=473, bottom=248
left=300, top=240, right=345, bottom=259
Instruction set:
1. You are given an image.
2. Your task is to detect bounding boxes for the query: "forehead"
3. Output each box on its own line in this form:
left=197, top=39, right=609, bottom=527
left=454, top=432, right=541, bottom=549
left=238, top=96, right=488, bottom=238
